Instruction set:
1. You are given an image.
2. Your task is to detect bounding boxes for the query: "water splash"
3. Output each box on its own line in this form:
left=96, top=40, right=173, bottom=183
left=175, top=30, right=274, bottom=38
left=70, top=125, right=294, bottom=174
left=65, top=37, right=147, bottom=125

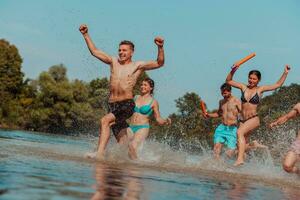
left=98, top=128, right=300, bottom=188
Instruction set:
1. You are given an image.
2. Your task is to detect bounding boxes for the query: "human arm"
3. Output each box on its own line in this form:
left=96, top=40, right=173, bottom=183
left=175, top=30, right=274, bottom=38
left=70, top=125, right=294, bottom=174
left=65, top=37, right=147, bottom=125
left=79, top=24, right=112, bottom=64
left=137, top=37, right=165, bottom=71
left=269, top=103, right=299, bottom=128
left=225, top=64, right=245, bottom=90
left=152, top=100, right=171, bottom=125
left=205, top=112, right=220, bottom=118
left=260, top=65, right=290, bottom=92
left=203, top=101, right=222, bottom=119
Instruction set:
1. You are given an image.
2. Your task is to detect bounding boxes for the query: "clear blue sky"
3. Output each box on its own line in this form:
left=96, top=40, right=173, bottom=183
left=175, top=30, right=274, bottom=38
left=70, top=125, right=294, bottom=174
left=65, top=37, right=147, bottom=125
left=1, top=0, right=299, bottom=115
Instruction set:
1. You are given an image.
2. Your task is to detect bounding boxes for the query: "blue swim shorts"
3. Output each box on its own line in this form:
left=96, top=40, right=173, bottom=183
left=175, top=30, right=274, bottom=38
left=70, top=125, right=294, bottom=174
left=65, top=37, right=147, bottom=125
left=213, top=124, right=237, bottom=149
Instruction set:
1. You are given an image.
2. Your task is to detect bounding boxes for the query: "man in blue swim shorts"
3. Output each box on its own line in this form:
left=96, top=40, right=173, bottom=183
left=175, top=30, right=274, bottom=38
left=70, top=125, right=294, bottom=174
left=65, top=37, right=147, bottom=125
left=203, top=83, right=241, bottom=159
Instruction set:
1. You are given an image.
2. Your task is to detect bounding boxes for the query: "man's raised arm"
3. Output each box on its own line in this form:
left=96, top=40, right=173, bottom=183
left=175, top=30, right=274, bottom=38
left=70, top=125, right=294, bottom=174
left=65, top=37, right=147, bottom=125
left=79, top=24, right=112, bottom=65
left=138, top=37, right=165, bottom=71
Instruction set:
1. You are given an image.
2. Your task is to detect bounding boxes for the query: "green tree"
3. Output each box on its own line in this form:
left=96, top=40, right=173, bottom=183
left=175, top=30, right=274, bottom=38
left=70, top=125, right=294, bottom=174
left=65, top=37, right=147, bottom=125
left=0, top=39, right=25, bottom=127
left=25, top=65, right=74, bottom=133
left=0, top=39, right=24, bottom=96
left=151, top=92, right=214, bottom=151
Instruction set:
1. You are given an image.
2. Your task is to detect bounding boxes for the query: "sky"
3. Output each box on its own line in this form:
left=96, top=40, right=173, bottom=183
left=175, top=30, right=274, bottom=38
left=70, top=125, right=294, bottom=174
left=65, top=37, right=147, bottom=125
left=1, top=0, right=299, bottom=116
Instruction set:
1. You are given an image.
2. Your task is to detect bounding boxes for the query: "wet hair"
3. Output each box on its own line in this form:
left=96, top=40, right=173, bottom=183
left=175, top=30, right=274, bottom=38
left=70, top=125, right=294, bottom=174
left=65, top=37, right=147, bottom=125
left=143, top=78, right=155, bottom=95
left=248, top=70, right=261, bottom=81
left=220, top=83, right=231, bottom=92
left=119, top=40, right=134, bottom=51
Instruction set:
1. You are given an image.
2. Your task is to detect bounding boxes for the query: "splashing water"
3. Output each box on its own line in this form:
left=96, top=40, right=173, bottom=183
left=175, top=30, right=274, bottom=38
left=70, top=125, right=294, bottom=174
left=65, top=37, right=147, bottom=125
left=1, top=129, right=300, bottom=200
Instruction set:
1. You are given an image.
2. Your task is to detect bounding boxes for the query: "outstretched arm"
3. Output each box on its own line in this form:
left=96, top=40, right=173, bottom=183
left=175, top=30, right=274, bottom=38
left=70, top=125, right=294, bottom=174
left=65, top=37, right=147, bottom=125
left=152, top=100, right=171, bottom=125
left=137, top=37, right=165, bottom=71
left=225, top=64, right=245, bottom=90
left=204, top=101, right=222, bottom=119
left=260, top=65, right=290, bottom=92
left=206, top=112, right=220, bottom=118
left=270, top=103, right=299, bottom=128
left=79, top=24, right=112, bottom=65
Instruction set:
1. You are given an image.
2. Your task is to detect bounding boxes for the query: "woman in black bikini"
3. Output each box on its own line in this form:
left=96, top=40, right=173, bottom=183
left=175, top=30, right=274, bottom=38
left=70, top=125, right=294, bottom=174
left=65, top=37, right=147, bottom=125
left=226, top=65, right=290, bottom=166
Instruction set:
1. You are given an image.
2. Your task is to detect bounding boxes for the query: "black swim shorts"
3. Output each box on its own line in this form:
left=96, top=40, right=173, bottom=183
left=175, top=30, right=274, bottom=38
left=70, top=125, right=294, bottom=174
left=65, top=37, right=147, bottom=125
left=108, top=99, right=135, bottom=137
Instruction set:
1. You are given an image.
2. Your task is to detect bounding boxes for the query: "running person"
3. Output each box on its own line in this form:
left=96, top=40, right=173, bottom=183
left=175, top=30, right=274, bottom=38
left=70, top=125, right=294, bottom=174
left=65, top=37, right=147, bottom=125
left=79, top=24, right=165, bottom=159
left=226, top=64, right=290, bottom=166
left=270, top=103, right=300, bottom=174
left=128, top=78, right=171, bottom=160
left=203, top=83, right=241, bottom=159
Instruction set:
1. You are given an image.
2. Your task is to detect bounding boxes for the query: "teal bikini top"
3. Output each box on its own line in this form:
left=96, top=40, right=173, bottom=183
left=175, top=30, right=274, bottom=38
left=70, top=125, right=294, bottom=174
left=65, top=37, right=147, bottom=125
left=134, top=95, right=154, bottom=116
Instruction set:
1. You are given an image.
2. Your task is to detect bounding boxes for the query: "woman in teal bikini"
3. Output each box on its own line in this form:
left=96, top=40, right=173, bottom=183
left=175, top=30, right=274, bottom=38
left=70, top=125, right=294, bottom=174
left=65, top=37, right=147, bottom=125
left=128, top=78, right=171, bottom=159
left=226, top=64, right=290, bottom=166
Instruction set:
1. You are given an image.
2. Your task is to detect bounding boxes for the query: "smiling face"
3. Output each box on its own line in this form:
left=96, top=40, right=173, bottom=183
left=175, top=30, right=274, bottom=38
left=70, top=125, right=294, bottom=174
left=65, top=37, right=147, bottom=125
left=140, top=81, right=153, bottom=95
left=118, top=44, right=133, bottom=63
left=247, top=70, right=261, bottom=88
left=248, top=74, right=260, bottom=87
left=221, top=89, right=231, bottom=99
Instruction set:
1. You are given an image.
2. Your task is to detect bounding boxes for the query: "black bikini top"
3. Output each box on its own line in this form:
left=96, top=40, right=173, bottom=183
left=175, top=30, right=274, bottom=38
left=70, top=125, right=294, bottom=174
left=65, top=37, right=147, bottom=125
left=241, top=88, right=260, bottom=105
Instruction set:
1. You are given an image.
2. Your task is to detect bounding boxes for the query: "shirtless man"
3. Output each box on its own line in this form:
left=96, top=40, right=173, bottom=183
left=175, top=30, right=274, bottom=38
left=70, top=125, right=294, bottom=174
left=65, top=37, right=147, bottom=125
left=270, top=103, right=300, bottom=174
left=79, top=24, right=165, bottom=159
left=203, top=83, right=241, bottom=159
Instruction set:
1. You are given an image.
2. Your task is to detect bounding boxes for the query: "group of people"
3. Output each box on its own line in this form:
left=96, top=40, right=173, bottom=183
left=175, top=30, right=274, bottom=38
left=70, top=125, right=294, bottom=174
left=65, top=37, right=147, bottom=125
left=204, top=66, right=291, bottom=166
left=79, top=24, right=299, bottom=174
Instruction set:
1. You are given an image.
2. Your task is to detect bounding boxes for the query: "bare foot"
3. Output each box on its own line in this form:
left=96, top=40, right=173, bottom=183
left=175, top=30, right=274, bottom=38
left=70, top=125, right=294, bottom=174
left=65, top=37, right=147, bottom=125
left=234, top=161, right=244, bottom=167
left=84, top=152, right=97, bottom=159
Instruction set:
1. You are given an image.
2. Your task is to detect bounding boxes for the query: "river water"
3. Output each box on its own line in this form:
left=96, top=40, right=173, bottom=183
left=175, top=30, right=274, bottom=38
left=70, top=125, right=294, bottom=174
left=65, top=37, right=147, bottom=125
left=0, top=129, right=299, bottom=199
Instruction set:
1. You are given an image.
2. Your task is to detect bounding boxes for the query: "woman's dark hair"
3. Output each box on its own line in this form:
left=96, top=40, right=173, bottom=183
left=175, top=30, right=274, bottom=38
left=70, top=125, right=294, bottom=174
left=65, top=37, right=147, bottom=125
left=143, top=78, right=155, bottom=95
left=248, top=70, right=261, bottom=81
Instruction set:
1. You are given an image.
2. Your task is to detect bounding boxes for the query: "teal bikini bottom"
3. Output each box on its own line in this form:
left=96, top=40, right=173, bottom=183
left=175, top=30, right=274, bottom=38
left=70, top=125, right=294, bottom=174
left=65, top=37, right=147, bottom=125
left=129, top=124, right=150, bottom=134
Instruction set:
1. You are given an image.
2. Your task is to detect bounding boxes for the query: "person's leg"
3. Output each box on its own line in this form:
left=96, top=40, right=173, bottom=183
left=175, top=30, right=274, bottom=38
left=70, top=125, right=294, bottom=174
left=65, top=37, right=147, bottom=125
left=224, top=126, right=237, bottom=159
left=115, top=128, right=129, bottom=145
left=127, top=127, right=135, bottom=142
left=213, top=143, right=223, bottom=160
left=97, top=113, right=116, bottom=159
left=246, top=140, right=268, bottom=151
left=234, top=117, right=259, bottom=166
left=213, top=124, right=226, bottom=160
left=128, top=128, right=149, bottom=160
left=282, top=151, right=299, bottom=174
left=225, top=149, right=236, bottom=158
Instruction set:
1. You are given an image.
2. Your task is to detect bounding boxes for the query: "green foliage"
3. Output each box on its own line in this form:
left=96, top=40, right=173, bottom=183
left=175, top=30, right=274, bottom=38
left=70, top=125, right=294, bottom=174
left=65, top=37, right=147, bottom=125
left=0, top=39, right=25, bottom=126
left=151, top=92, right=214, bottom=150
left=0, top=39, right=24, bottom=95
left=21, top=65, right=108, bottom=134
left=88, top=78, right=109, bottom=110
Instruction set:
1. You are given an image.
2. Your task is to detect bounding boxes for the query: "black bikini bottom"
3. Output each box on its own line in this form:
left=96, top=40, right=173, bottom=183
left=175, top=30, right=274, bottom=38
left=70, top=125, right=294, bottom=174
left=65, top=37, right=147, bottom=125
left=239, top=114, right=258, bottom=123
